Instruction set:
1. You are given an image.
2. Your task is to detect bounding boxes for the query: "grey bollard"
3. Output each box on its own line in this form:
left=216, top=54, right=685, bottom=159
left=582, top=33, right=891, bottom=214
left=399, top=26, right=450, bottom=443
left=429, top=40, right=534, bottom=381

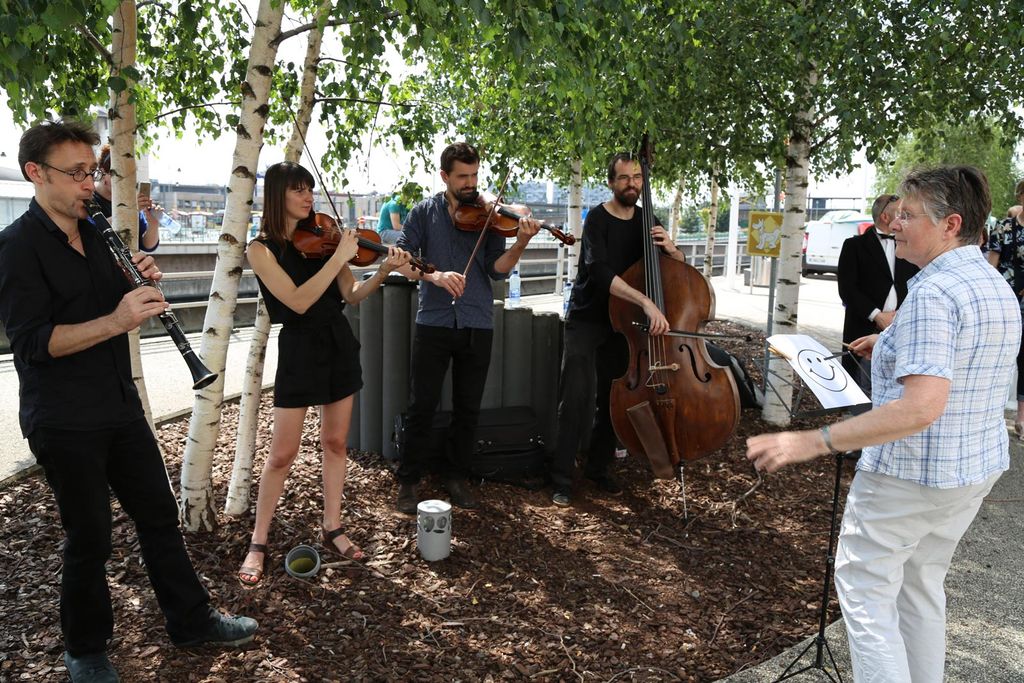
left=480, top=301, right=505, bottom=409
left=381, top=277, right=414, bottom=460
left=358, top=285, right=384, bottom=453
left=344, top=303, right=361, bottom=449
left=531, top=311, right=562, bottom=448
left=502, top=306, right=533, bottom=407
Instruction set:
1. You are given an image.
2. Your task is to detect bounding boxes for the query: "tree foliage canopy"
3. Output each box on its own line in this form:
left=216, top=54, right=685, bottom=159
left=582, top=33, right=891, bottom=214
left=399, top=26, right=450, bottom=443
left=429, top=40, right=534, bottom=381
left=874, top=118, right=1022, bottom=214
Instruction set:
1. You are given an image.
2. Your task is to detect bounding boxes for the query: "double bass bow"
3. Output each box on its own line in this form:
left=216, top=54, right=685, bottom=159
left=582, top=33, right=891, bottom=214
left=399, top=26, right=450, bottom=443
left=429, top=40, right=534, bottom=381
left=608, top=136, right=740, bottom=478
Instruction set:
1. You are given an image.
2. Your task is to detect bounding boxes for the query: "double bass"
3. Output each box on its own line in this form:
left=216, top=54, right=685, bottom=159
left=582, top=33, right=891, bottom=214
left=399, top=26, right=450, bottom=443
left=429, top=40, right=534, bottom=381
left=608, top=137, right=740, bottom=478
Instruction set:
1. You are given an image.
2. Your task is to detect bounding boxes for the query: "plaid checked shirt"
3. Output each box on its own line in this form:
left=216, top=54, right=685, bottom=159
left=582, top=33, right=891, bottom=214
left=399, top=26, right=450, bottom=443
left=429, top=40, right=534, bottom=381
left=859, top=246, right=1021, bottom=488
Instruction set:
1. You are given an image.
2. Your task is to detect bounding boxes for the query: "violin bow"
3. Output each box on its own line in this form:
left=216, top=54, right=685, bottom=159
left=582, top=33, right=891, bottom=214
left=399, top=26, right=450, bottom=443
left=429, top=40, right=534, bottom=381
left=291, top=109, right=348, bottom=226
left=460, top=165, right=515, bottom=280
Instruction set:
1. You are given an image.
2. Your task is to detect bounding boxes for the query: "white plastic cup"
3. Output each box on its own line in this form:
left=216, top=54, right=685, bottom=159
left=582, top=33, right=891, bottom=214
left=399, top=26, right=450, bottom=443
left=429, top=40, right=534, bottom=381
left=417, top=499, right=452, bottom=561
left=284, top=544, right=321, bottom=579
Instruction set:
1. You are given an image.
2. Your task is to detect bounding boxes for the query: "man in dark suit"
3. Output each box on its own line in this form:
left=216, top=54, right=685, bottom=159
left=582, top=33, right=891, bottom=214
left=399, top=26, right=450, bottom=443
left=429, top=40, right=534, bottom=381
left=837, top=193, right=919, bottom=395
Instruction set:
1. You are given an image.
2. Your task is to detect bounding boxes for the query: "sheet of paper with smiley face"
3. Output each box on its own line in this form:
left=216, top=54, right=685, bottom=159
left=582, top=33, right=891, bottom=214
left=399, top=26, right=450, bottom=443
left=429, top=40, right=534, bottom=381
left=767, top=334, right=870, bottom=411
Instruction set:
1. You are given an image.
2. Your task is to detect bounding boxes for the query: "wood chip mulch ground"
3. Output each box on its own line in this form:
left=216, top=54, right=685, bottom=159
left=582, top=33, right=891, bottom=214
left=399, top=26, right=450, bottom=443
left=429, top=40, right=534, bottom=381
left=0, top=322, right=853, bottom=682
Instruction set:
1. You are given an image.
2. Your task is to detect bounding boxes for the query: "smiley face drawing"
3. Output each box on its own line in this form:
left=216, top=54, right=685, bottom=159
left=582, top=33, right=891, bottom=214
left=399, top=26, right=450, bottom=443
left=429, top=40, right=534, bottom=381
left=796, top=348, right=849, bottom=392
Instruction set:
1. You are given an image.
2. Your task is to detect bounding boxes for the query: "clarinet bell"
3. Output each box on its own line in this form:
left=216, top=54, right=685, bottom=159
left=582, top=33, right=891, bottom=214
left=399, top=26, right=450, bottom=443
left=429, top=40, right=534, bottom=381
left=185, top=351, right=218, bottom=390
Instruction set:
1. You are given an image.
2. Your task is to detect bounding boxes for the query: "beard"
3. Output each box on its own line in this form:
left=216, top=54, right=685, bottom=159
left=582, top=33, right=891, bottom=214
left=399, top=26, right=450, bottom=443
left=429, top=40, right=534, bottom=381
left=613, top=187, right=639, bottom=207
left=453, top=187, right=479, bottom=204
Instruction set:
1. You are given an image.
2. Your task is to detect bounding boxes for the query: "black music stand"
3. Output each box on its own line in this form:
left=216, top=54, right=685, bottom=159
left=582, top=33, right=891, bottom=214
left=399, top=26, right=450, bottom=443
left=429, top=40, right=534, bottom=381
left=762, top=346, right=870, bottom=682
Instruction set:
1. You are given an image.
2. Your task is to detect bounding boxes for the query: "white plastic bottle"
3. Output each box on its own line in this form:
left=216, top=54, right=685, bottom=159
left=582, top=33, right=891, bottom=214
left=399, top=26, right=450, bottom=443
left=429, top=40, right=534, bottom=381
left=509, top=266, right=521, bottom=307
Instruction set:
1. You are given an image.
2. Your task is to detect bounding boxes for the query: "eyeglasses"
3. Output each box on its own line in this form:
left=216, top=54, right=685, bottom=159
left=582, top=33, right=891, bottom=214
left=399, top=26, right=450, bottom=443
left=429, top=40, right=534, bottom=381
left=614, top=173, right=643, bottom=184
left=40, top=162, right=105, bottom=183
left=895, top=210, right=928, bottom=223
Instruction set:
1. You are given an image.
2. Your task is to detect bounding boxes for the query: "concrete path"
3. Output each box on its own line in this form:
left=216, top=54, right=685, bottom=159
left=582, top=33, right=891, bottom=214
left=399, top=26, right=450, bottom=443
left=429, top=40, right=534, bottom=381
left=0, top=326, right=279, bottom=485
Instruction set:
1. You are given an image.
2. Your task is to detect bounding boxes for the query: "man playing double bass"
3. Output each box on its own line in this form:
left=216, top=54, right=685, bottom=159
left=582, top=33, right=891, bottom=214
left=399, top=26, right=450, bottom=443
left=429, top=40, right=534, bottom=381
left=549, top=152, right=680, bottom=507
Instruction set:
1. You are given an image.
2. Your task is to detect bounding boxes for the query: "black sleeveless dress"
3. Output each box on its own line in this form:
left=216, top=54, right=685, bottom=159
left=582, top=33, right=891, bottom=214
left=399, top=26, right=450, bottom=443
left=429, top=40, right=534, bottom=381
left=253, top=238, right=362, bottom=408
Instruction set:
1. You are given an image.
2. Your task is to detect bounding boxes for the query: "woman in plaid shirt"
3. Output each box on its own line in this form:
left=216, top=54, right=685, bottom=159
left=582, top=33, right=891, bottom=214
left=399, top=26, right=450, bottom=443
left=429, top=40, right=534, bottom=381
left=747, top=166, right=1019, bottom=683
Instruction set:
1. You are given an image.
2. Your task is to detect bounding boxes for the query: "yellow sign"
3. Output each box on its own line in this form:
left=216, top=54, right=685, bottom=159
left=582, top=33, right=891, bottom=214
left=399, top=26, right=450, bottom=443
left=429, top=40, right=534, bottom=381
left=747, top=211, right=783, bottom=257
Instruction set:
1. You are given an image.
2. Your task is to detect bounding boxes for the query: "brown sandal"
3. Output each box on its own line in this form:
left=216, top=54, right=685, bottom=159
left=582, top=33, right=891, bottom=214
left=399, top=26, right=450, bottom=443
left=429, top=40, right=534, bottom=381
left=237, top=542, right=268, bottom=587
left=322, top=527, right=365, bottom=561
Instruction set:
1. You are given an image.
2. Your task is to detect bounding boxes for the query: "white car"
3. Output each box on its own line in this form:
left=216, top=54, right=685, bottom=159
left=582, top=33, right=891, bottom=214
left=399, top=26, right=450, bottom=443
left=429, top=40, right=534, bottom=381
left=801, top=210, right=873, bottom=276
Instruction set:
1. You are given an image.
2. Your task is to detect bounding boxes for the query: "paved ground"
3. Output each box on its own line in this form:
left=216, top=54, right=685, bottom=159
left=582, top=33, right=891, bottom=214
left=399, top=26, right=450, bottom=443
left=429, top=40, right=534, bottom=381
left=2, top=273, right=1020, bottom=681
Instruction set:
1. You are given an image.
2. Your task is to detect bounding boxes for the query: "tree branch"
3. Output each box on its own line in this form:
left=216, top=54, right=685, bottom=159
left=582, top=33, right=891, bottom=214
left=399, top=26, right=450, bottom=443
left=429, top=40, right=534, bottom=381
left=77, top=24, right=115, bottom=67
left=135, top=101, right=240, bottom=130
left=808, top=125, right=841, bottom=154
left=271, top=11, right=400, bottom=46
left=314, top=96, right=416, bottom=109
left=316, top=56, right=385, bottom=75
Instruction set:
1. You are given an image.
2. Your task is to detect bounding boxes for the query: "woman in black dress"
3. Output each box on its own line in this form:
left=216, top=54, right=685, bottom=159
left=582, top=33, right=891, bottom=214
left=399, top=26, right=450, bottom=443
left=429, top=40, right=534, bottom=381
left=238, top=162, right=410, bottom=586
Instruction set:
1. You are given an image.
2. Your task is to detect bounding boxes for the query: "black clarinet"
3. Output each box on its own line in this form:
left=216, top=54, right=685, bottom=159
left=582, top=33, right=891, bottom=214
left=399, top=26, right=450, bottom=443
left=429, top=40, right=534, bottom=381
left=85, top=199, right=217, bottom=390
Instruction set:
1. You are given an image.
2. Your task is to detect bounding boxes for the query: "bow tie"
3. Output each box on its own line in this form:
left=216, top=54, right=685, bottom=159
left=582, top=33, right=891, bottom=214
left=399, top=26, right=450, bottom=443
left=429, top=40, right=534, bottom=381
left=877, top=233, right=894, bottom=240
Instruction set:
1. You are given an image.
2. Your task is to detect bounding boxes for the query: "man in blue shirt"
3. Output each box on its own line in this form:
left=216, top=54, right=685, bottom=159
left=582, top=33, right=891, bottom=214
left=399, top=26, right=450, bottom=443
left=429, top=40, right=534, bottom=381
left=377, top=182, right=420, bottom=244
left=394, top=142, right=540, bottom=513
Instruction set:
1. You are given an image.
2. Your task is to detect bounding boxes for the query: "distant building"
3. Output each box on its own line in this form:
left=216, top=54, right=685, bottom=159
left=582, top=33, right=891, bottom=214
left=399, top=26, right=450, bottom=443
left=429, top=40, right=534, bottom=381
left=502, top=180, right=613, bottom=224
left=0, top=168, right=33, bottom=230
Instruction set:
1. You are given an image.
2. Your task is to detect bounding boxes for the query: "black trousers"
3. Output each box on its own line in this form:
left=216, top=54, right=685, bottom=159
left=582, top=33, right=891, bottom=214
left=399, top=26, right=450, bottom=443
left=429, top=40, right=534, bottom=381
left=550, top=319, right=627, bottom=490
left=28, top=419, right=211, bottom=656
left=397, top=324, right=493, bottom=484
left=1017, top=299, right=1024, bottom=401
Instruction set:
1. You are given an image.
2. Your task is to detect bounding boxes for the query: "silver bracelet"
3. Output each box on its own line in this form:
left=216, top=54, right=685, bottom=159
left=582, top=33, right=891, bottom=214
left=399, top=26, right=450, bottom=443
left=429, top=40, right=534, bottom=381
left=820, top=425, right=839, bottom=454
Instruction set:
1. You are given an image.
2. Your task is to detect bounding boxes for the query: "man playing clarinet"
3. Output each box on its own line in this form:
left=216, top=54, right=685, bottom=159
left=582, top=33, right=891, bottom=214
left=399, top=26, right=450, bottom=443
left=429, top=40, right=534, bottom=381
left=0, top=120, right=257, bottom=683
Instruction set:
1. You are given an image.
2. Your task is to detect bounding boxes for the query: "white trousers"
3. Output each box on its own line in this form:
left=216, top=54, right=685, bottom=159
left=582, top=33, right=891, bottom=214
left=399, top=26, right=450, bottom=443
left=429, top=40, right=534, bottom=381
left=834, top=470, right=1000, bottom=683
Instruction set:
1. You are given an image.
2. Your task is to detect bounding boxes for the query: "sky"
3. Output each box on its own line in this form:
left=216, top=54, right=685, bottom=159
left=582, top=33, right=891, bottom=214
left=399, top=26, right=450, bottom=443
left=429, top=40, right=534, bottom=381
left=0, top=95, right=444, bottom=196
left=0, top=5, right=445, bottom=196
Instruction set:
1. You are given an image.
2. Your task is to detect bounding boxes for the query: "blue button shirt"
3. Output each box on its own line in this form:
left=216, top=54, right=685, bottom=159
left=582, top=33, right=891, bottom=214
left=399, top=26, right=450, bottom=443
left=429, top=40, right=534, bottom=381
left=398, top=193, right=508, bottom=329
left=859, top=246, right=1020, bottom=488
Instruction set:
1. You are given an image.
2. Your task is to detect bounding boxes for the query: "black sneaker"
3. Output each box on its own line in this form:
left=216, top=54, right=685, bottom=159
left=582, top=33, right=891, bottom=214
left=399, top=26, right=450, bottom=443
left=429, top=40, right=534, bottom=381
left=444, top=478, right=479, bottom=509
left=551, top=489, right=571, bottom=507
left=64, top=651, right=119, bottom=683
left=586, top=473, right=623, bottom=496
left=396, top=482, right=419, bottom=515
left=172, top=612, right=258, bottom=648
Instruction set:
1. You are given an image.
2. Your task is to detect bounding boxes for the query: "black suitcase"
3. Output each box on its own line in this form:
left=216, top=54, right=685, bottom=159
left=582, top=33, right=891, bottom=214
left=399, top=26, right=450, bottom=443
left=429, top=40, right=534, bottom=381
left=393, top=406, right=547, bottom=489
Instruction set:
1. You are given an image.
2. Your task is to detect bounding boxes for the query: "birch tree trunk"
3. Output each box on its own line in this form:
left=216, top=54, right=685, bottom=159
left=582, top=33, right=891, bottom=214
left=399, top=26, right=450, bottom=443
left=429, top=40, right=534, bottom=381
left=224, top=299, right=271, bottom=515
left=703, top=170, right=720, bottom=277
left=669, top=175, right=685, bottom=241
left=181, top=0, right=285, bottom=530
left=225, top=15, right=325, bottom=516
left=762, top=71, right=817, bottom=426
left=566, top=158, right=583, bottom=283
left=109, top=1, right=158, bottom=434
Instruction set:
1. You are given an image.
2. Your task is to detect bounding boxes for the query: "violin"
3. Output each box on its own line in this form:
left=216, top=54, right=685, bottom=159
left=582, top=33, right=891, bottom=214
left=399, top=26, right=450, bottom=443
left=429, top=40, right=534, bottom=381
left=292, top=211, right=435, bottom=274
left=453, top=201, right=575, bottom=246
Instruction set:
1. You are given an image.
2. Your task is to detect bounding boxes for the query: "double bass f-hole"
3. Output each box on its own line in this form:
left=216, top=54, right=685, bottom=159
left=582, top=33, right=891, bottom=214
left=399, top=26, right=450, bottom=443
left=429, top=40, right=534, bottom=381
left=675, top=342, right=710, bottom=383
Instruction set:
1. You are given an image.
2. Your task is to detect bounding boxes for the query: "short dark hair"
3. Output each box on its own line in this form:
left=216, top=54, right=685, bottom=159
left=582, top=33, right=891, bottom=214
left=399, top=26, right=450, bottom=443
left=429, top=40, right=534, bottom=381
left=261, top=161, right=316, bottom=247
left=440, top=142, right=479, bottom=173
left=607, top=152, right=639, bottom=182
left=871, top=193, right=899, bottom=225
left=899, top=166, right=990, bottom=247
left=18, top=119, right=100, bottom=181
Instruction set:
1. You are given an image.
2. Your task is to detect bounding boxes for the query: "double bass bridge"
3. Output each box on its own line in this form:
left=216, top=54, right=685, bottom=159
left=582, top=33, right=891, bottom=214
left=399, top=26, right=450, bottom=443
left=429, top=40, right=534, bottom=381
left=644, top=365, right=678, bottom=395
left=648, top=362, right=680, bottom=373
